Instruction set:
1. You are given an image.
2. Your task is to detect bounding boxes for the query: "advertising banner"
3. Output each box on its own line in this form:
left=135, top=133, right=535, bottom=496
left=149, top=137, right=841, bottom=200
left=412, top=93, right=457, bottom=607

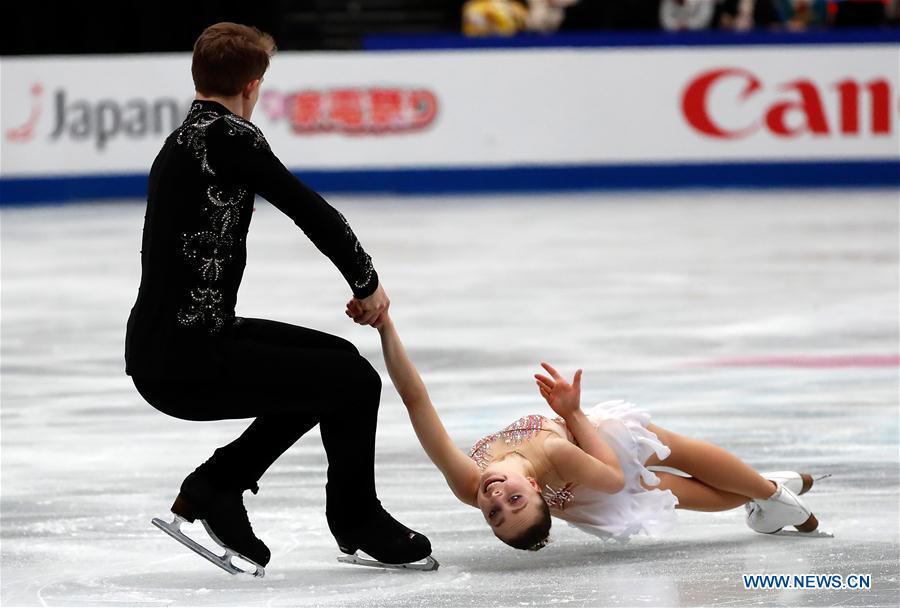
left=1, top=44, right=898, bottom=200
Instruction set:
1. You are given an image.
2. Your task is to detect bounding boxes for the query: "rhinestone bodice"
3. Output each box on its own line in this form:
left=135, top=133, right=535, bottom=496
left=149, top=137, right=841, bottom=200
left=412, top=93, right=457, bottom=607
left=468, top=414, right=546, bottom=470
left=469, top=414, right=579, bottom=510
left=543, top=482, right=577, bottom=511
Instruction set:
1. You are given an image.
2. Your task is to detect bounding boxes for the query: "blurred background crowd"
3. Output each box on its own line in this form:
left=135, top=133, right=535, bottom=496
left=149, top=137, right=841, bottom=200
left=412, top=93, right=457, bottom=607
left=463, top=0, right=900, bottom=36
left=3, top=0, right=899, bottom=55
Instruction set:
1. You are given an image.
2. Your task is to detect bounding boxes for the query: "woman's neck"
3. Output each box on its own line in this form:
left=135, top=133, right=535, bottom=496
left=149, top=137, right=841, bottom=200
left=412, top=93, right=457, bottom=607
left=516, top=442, right=562, bottom=484
left=500, top=450, right=546, bottom=480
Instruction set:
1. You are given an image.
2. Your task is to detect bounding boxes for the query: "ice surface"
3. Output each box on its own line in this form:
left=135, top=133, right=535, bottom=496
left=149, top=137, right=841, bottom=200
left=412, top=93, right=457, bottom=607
left=2, top=190, right=898, bottom=607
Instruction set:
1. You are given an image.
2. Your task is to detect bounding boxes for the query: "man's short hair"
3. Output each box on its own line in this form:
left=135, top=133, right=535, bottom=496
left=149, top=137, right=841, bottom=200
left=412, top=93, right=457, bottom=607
left=192, top=22, right=276, bottom=97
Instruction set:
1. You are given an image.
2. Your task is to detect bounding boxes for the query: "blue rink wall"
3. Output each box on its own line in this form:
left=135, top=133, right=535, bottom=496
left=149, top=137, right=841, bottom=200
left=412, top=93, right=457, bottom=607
left=1, top=29, right=899, bottom=206
left=1, top=160, right=898, bottom=207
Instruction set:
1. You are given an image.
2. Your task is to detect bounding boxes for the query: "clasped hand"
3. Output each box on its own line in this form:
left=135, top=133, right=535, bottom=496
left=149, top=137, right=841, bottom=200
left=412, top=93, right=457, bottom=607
left=345, top=282, right=390, bottom=328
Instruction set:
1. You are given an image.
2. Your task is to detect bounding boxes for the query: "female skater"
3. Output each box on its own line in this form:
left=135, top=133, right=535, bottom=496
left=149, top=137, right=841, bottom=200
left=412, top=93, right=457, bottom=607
left=348, top=304, right=826, bottom=551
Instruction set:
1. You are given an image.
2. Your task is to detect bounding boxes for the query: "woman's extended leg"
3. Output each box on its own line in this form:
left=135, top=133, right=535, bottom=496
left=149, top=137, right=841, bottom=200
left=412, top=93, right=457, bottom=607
left=643, top=472, right=750, bottom=511
left=643, top=423, right=777, bottom=501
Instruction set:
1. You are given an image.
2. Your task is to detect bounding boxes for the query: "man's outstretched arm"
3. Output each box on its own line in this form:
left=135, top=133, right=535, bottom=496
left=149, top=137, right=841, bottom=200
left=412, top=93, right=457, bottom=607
left=216, top=130, right=380, bottom=299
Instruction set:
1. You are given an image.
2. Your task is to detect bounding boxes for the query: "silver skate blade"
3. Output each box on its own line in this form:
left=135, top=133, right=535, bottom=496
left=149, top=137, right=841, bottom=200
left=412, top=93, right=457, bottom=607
left=773, top=528, right=834, bottom=538
left=198, top=519, right=266, bottom=578
left=337, top=552, right=439, bottom=571
left=151, top=516, right=265, bottom=578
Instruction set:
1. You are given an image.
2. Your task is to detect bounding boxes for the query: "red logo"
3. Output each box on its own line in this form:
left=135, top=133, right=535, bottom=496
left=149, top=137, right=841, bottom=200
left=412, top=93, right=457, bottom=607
left=262, top=87, right=438, bottom=134
left=6, top=83, right=43, bottom=143
left=682, top=68, right=894, bottom=138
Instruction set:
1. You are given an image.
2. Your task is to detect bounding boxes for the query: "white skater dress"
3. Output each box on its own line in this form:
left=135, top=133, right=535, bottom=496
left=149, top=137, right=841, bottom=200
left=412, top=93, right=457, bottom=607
left=468, top=400, right=679, bottom=543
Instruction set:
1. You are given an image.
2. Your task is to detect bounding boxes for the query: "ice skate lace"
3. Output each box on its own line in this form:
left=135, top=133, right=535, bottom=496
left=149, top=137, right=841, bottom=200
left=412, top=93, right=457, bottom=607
left=237, top=500, right=251, bottom=526
left=237, top=494, right=259, bottom=536
left=213, top=488, right=259, bottom=539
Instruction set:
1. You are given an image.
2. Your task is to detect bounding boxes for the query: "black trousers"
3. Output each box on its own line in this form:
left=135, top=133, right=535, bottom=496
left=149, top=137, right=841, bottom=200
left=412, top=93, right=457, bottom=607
left=132, top=317, right=381, bottom=523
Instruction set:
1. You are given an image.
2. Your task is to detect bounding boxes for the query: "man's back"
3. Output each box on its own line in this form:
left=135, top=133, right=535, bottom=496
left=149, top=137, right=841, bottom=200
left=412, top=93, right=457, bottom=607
left=126, top=100, right=261, bottom=377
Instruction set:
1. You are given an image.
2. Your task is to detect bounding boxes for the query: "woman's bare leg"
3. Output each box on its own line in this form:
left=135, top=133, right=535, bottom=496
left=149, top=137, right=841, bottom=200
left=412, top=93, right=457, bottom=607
left=644, top=423, right=777, bottom=500
left=644, top=472, right=750, bottom=511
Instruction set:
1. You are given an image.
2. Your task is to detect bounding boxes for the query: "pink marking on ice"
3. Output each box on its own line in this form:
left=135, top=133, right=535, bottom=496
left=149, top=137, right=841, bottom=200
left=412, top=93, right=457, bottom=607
left=700, top=354, right=900, bottom=369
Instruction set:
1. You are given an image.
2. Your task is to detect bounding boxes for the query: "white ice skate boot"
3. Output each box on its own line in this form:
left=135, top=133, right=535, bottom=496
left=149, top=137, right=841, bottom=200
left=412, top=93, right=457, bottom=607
left=745, top=485, right=832, bottom=537
left=756, top=471, right=830, bottom=496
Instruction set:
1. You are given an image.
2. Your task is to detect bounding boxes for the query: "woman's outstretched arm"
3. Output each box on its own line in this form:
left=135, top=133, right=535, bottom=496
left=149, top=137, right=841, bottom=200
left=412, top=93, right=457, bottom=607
left=368, top=310, right=481, bottom=506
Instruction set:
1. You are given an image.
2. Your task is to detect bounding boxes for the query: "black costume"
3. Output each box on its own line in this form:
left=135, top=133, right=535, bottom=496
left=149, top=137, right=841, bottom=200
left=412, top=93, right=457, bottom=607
left=126, top=101, right=429, bottom=565
left=126, top=99, right=377, bottom=379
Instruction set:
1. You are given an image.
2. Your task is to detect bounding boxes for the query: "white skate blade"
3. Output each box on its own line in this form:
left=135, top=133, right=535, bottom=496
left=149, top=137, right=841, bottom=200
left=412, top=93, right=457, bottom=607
left=772, top=528, right=834, bottom=538
left=337, top=551, right=439, bottom=571
left=151, top=515, right=266, bottom=578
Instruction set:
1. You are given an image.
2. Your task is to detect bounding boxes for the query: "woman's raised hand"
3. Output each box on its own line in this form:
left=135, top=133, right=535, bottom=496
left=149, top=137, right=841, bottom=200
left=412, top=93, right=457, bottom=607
left=534, top=362, right=583, bottom=418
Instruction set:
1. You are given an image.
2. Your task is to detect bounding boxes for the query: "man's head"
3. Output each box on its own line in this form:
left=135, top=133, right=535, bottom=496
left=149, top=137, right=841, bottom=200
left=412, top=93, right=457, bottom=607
left=476, top=464, right=552, bottom=551
left=192, top=22, right=276, bottom=118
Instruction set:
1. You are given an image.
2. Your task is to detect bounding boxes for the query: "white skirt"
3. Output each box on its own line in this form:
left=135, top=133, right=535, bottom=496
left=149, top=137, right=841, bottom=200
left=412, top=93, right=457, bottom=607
left=552, top=400, right=679, bottom=542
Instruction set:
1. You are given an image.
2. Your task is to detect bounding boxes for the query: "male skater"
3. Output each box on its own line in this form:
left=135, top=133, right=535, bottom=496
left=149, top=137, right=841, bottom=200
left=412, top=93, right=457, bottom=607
left=125, top=22, right=434, bottom=576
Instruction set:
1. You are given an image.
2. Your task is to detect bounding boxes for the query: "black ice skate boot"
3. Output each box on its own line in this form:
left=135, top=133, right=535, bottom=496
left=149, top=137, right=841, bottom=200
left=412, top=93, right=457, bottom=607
left=329, top=501, right=438, bottom=571
left=152, top=470, right=270, bottom=577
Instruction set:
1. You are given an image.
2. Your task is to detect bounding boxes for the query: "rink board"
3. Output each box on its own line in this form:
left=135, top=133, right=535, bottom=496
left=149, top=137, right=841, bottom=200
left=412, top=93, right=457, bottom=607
left=2, top=34, right=899, bottom=203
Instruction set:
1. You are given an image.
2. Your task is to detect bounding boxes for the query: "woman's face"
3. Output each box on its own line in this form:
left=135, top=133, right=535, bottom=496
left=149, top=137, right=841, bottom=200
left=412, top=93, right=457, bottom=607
left=476, top=466, right=544, bottom=542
